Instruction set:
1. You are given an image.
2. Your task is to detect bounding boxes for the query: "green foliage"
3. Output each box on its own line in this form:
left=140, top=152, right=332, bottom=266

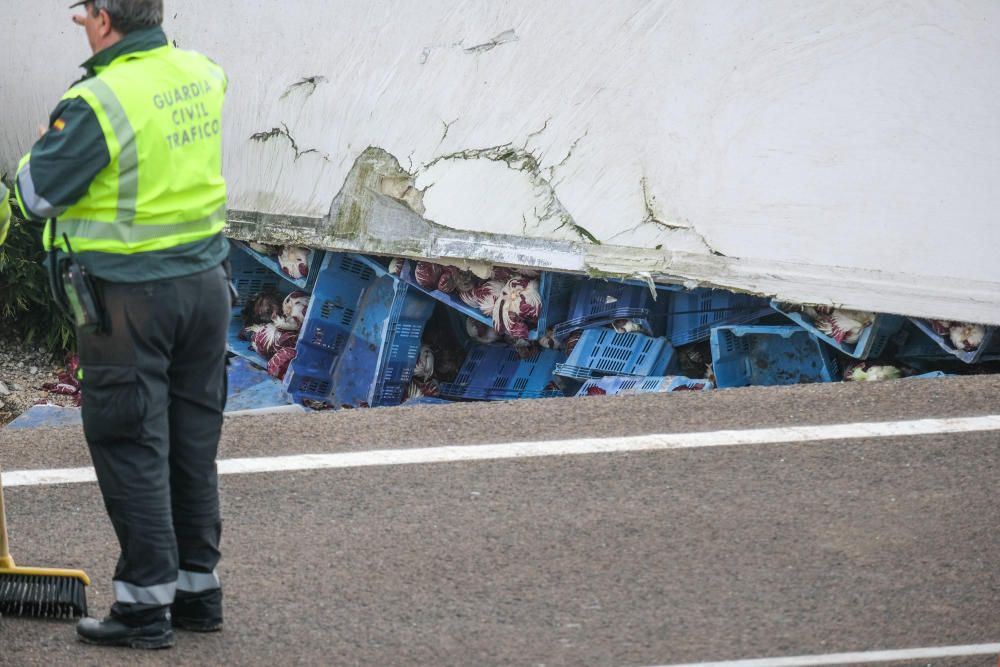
left=0, top=200, right=75, bottom=358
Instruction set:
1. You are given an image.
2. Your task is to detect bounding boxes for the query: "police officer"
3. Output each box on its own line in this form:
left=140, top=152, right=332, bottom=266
left=15, top=0, right=229, bottom=649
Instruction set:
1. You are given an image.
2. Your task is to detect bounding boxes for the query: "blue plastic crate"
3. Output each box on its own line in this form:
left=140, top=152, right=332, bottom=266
left=228, top=243, right=297, bottom=305
left=231, top=240, right=325, bottom=290
left=226, top=356, right=273, bottom=393
left=328, top=275, right=436, bottom=408
left=533, top=271, right=575, bottom=339
left=282, top=346, right=337, bottom=403
left=6, top=405, right=83, bottom=430
left=769, top=301, right=904, bottom=359
left=710, top=325, right=840, bottom=388
left=439, top=346, right=566, bottom=401
left=398, top=261, right=492, bottom=328
left=282, top=253, right=380, bottom=404
left=575, top=375, right=713, bottom=396
left=622, top=279, right=688, bottom=293
left=351, top=253, right=397, bottom=279
left=402, top=397, right=455, bottom=406
left=666, top=289, right=771, bottom=346
left=227, top=314, right=270, bottom=368
left=905, top=371, right=951, bottom=380
left=554, top=329, right=677, bottom=380
left=297, top=253, right=379, bottom=352
left=905, top=318, right=1000, bottom=364
left=282, top=364, right=335, bottom=403
left=225, top=378, right=291, bottom=412
left=225, top=356, right=293, bottom=414
left=553, top=280, right=670, bottom=340
left=894, top=322, right=952, bottom=361
left=398, top=262, right=575, bottom=340
left=226, top=245, right=303, bottom=368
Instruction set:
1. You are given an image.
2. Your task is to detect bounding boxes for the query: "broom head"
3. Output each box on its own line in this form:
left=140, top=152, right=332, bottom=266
left=0, top=556, right=89, bottom=619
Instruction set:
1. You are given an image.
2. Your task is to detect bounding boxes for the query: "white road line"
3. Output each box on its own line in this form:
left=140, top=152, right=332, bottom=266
left=4, top=414, right=1000, bottom=488
left=649, top=641, right=1000, bottom=666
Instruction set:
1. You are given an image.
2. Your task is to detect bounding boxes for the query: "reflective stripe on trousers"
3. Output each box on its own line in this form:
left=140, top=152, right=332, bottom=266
left=114, top=579, right=177, bottom=606
left=113, top=569, right=220, bottom=605
left=177, top=569, right=221, bottom=593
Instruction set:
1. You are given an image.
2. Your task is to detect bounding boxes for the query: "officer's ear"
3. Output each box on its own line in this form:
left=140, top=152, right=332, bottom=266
left=95, top=8, right=115, bottom=39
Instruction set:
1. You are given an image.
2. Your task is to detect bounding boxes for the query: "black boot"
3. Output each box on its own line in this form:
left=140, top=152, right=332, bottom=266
left=76, top=615, right=174, bottom=649
left=171, top=588, right=223, bottom=632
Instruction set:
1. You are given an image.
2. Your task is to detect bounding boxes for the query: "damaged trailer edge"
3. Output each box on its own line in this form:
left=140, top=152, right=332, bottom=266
left=4, top=1, right=1000, bottom=324
left=224, top=148, right=1000, bottom=326
left=225, top=186, right=1000, bottom=328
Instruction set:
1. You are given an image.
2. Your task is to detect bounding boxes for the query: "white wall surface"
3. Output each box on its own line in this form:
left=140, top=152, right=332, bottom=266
left=3, top=1, right=999, bottom=322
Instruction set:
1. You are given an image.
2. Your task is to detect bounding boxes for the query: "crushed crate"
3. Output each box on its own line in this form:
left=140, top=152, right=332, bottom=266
left=227, top=245, right=301, bottom=368
left=905, top=371, right=950, bottom=380
left=398, top=261, right=575, bottom=340
left=230, top=239, right=325, bottom=290
left=328, top=275, right=436, bottom=408
left=553, top=280, right=670, bottom=340
left=576, top=375, right=713, bottom=396
left=666, top=288, right=771, bottom=346
left=711, top=325, right=840, bottom=388
left=350, top=253, right=397, bottom=279
left=905, top=318, right=1000, bottom=364
left=282, top=253, right=380, bottom=403
left=402, top=397, right=455, bottom=406
left=444, top=307, right=476, bottom=350
left=553, top=329, right=677, bottom=380
left=439, top=346, right=566, bottom=401
left=769, top=301, right=904, bottom=359
left=533, top=272, right=576, bottom=338
left=296, top=253, right=380, bottom=353
left=894, top=322, right=954, bottom=362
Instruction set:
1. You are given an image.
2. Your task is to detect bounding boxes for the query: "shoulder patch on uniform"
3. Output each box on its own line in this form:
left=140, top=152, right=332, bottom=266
left=53, top=118, right=67, bottom=131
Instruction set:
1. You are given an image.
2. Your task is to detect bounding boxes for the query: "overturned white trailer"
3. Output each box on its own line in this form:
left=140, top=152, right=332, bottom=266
left=4, top=1, right=999, bottom=323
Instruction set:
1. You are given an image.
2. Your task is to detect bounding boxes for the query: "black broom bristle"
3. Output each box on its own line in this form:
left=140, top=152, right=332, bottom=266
left=0, top=573, right=88, bottom=619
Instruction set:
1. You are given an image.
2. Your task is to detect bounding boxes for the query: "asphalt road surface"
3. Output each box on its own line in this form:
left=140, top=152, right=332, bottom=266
left=1, top=375, right=998, bottom=666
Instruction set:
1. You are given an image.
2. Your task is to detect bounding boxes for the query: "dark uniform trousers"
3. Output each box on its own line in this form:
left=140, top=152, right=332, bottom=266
left=78, top=263, right=230, bottom=624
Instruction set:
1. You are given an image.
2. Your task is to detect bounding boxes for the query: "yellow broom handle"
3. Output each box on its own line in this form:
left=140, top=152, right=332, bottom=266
left=0, top=465, right=10, bottom=561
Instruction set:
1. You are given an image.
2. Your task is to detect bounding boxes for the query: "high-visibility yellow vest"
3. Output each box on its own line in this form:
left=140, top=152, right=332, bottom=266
left=36, top=44, right=227, bottom=254
left=0, top=182, right=10, bottom=246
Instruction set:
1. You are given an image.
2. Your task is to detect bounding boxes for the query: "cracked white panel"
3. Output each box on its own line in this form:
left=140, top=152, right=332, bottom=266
left=2, top=1, right=999, bottom=322
left=419, top=159, right=574, bottom=240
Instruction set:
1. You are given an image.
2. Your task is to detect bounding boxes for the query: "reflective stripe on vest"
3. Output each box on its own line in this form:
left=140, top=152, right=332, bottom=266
left=55, top=204, right=226, bottom=253
left=15, top=157, right=65, bottom=219
left=81, top=76, right=139, bottom=225
left=0, top=183, right=10, bottom=246
left=46, top=45, right=227, bottom=255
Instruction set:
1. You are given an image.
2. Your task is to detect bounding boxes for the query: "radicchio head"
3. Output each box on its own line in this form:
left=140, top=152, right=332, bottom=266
left=474, top=280, right=504, bottom=317
left=242, top=289, right=283, bottom=326
left=267, top=346, right=296, bottom=380
left=437, top=267, right=458, bottom=294
left=415, top=262, right=444, bottom=289
left=251, top=323, right=283, bottom=358
left=278, top=246, right=311, bottom=280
